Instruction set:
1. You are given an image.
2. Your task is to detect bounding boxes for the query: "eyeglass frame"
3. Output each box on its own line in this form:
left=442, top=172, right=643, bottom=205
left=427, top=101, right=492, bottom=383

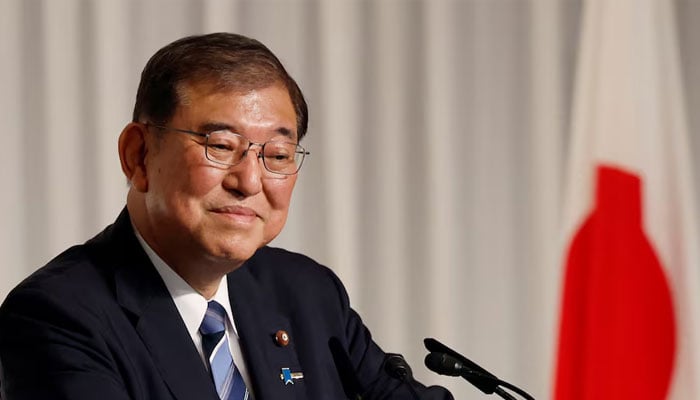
left=145, top=123, right=310, bottom=175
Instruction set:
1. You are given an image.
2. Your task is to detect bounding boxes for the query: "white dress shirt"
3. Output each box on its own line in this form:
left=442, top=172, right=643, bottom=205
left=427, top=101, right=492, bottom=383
left=133, top=228, right=254, bottom=393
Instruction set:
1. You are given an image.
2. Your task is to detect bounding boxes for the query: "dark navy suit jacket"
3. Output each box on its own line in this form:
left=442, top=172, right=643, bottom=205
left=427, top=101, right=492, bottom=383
left=0, top=209, right=452, bottom=399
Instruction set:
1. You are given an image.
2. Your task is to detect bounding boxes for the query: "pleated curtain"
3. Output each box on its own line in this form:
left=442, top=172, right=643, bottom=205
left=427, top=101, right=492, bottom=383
left=2, top=1, right=700, bottom=398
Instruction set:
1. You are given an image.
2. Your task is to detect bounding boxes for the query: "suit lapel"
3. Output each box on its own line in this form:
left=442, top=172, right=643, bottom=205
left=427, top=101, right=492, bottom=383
left=227, top=263, right=307, bottom=400
left=101, top=209, right=307, bottom=400
left=104, top=210, right=219, bottom=400
left=131, top=289, right=219, bottom=400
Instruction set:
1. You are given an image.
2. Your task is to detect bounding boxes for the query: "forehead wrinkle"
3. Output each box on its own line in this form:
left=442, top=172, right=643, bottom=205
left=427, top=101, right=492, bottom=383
left=176, top=83, right=297, bottom=139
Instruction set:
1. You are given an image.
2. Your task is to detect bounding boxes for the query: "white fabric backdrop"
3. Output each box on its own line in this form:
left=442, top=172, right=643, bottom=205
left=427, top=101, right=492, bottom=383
left=2, top=1, right=699, bottom=399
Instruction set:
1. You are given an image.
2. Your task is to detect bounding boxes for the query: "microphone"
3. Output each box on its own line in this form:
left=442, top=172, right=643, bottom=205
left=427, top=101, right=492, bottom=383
left=384, top=353, right=412, bottom=380
left=383, top=353, right=420, bottom=399
left=424, top=338, right=497, bottom=382
left=425, top=352, right=484, bottom=377
left=424, top=338, right=535, bottom=400
left=425, top=353, right=501, bottom=392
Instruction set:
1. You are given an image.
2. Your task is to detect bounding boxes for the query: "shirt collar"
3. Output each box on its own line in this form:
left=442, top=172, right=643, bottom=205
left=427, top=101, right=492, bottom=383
left=132, top=226, right=238, bottom=339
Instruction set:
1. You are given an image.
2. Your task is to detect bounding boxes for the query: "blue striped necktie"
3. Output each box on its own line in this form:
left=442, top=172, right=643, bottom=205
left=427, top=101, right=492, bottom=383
left=200, top=300, right=250, bottom=400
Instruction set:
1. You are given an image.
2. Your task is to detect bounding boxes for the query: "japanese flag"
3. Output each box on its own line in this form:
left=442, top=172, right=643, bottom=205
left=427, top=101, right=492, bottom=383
left=554, top=0, right=700, bottom=399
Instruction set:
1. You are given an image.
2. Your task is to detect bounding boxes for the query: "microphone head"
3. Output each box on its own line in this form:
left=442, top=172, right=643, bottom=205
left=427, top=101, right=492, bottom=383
left=425, top=352, right=499, bottom=395
left=424, top=352, right=463, bottom=377
left=384, top=353, right=413, bottom=381
left=423, top=338, right=497, bottom=379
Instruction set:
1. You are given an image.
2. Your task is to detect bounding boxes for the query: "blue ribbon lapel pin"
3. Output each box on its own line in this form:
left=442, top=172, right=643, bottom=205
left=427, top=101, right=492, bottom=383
left=280, top=367, right=304, bottom=385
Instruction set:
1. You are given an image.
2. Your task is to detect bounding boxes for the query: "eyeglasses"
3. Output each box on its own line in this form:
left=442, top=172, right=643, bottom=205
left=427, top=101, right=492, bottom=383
left=147, top=124, right=309, bottom=175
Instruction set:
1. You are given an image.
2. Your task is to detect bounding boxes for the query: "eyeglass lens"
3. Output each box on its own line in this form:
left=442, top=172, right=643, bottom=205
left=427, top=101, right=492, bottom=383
left=205, top=131, right=304, bottom=174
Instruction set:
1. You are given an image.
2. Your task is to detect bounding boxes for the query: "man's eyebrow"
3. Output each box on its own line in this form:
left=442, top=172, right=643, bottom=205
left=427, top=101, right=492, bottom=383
left=198, top=122, right=234, bottom=133
left=199, top=122, right=297, bottom=140
left=275, top=127, right=296, bottom=139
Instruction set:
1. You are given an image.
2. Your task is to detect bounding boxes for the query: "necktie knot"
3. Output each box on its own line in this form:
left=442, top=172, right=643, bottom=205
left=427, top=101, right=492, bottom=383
left=200, top=301, right=227, bottom=335
left=200, top=301, right=227, bottom=360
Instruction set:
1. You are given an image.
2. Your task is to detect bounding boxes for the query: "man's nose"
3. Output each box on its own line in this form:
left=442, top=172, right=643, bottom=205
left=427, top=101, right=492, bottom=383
left=223, top=146, right=264, bottom=196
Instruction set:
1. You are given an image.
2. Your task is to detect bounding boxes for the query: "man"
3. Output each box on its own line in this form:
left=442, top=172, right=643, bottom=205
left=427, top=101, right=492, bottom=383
left=0, top=33, right=452, bottom=399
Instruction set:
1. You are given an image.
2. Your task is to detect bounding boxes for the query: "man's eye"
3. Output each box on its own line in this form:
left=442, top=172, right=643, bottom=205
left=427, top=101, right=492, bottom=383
left=264, top=145, right=294, bottom=162
left=209, top=142, right=234, bottom=151
left=266, top=152, right=291, bottom=161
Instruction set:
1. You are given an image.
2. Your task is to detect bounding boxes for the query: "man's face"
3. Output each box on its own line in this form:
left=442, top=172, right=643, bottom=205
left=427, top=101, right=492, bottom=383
left=140, top=82, right=299, bottom=267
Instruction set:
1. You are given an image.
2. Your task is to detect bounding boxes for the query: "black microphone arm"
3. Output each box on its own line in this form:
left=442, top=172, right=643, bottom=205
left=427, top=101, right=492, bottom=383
left=424, top=338, right=535, bottom=400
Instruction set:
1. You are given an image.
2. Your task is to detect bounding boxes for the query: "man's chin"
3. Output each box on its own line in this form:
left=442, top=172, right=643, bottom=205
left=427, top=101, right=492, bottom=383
left=210, top=240, right=262, bottom=264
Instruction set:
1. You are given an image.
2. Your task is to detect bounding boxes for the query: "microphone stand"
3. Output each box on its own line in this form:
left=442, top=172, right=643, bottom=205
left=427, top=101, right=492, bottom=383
left=460, top=367, right=530, bottom=400
left=424, top=338, right=535, bottom=400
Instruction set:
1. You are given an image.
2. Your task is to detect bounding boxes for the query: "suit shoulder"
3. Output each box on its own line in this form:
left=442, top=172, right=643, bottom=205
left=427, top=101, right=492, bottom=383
left=10, top=244, right=94, bottom=292
left=250, top=246, right=332, bottom=275
left=1, top=243, right=112, bottom=318
left=246, top=246, right=346, bottom=295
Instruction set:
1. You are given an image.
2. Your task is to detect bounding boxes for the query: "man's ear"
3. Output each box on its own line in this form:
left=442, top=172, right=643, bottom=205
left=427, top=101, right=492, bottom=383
left=118, top=122, right=150, bottom=192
